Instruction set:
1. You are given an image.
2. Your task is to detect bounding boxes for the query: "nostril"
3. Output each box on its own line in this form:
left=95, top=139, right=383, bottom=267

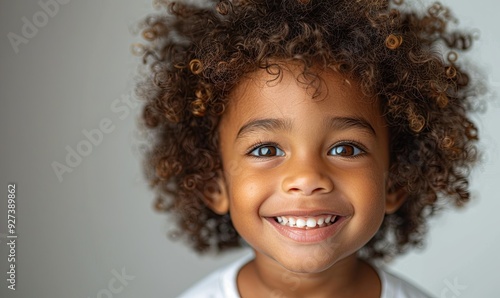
left=286, top=186, right=331, bottom=195
left=282, top=172, right=334, bottom=195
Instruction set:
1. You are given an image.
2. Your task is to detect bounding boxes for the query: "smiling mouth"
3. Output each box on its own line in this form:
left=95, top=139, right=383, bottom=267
left=274, top=215, right=339, bottom=229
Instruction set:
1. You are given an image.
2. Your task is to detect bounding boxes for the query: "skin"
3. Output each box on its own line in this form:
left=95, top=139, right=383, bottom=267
left=212, top=63, right=402, bottom=297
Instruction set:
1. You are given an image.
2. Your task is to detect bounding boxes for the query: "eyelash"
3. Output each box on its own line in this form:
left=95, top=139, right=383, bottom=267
left=246, top=141, right=283, bottom=158
left=327, top=140, right=367, bottom=158
left=245, top=140, right=367, bottom=158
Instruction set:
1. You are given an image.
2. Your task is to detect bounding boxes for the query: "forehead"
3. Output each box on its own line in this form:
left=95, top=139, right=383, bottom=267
left=221, top=64, right=384, bottom=128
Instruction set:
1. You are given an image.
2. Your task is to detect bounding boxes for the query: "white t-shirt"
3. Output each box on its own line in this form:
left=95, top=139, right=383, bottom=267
left=176, top=254, right=433, bottom=298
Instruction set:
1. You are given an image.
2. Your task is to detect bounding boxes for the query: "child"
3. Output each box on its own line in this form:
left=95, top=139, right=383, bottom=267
left=135, top=0, right=482, bottom=296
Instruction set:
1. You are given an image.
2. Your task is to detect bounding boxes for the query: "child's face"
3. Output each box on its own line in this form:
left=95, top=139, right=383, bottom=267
left=215, top=63, right=396, bottom=273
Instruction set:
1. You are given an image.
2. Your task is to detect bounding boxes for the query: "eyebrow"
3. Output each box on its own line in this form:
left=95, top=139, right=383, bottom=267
left=235, top=116, right=376, bottom=139
left=236, top=118, right=293, bottom=139
left=323, top=116, right=377, bottom=136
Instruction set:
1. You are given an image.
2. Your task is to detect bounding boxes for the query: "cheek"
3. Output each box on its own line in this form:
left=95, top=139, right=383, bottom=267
left=226, top=171, right=272, bottom=221
left=350, top=173, right=387, bottom=230
left=335, top=166, right=386, bottom=238
left=225, top=172, right=275, bottom=245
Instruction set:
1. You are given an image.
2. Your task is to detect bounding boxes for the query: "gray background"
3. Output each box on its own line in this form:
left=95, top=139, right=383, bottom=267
left=0, top=0, right=499, bottom=297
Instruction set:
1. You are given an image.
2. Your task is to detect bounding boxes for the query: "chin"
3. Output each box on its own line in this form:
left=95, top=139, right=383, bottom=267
left=280, top=262, right=334, bottom=274
left=272, top=248, right=348, bottom=274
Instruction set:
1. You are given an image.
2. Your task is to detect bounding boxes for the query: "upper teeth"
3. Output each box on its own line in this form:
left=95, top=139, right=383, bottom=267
left=275, top=215, right=336, bottom=228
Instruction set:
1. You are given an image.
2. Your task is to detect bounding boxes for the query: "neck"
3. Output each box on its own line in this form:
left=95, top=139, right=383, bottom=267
left=237, top=250, right=380, bottom=298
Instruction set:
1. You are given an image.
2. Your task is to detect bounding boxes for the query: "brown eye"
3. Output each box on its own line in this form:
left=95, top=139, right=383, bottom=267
left=328, top=144, right=363, bottom=157
left=249, top=145, right=285, bottom=157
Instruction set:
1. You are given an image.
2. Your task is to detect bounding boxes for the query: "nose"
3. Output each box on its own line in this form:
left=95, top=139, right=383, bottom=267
left=281, top=157, right=334, bottom=196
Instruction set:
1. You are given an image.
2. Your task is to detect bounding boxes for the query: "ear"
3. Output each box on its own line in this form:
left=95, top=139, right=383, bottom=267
left=385, top=187, right=407, bottom=214
left=202, top=175, right=229, bottom=215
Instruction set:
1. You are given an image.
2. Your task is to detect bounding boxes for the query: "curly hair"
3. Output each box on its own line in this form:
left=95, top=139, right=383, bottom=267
left=135, top=0, right=482, bottom=259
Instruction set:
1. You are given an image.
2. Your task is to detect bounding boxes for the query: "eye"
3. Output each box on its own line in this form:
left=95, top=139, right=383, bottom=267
left=328, top=144, right=364, bottom=157
left=248, top=145, right=285, bottom=157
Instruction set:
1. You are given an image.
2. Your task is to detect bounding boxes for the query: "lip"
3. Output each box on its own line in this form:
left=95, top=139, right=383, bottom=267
left=265, top=215, right=349, bottom=243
